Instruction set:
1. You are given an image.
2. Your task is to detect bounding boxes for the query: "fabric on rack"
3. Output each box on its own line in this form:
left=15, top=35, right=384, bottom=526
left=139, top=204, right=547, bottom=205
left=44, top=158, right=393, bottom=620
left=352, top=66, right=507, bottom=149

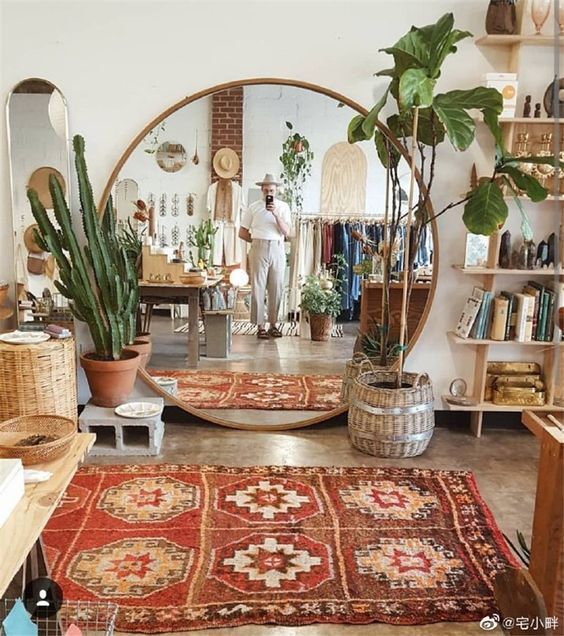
left=313, top=221, right=323, bottom=276
left=206, top=180, right=246, bottom=267
left=322, top=222, right=333, bottom=265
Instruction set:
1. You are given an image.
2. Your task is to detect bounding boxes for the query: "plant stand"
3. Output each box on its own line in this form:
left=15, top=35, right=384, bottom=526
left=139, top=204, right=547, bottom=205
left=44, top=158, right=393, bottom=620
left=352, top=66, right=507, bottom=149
left=78, top=397, right=164, bottom=456
left=204, top=310, right=233, bottom=358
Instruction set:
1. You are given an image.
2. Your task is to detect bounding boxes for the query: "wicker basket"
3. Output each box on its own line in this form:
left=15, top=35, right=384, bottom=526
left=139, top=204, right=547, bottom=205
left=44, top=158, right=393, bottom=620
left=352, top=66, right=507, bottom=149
left=0, top=415, right=76, bottom=465
left=341, top=354, right=399, bottom=404
left=0, top=337, right=77, bottom=422
left=348, top=370, right=434, bottom=458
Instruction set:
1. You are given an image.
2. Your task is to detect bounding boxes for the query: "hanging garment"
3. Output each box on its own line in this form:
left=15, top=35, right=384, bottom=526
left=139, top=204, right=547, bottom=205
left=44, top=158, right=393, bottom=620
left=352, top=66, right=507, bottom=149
left=312, top=221, right=323, bottom=276
left=206, top=180, right=246, bottom=266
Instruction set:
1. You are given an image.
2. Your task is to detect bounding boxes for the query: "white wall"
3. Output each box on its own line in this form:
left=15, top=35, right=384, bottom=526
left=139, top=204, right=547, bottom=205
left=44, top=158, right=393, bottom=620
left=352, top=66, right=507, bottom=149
left=1, top=0, right=559, bottom=404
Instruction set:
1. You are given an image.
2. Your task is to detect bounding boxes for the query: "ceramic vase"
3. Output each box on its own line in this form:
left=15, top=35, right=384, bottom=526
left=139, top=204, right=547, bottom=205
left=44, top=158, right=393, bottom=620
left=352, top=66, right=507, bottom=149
left=531, top=0, right=551, bottom=35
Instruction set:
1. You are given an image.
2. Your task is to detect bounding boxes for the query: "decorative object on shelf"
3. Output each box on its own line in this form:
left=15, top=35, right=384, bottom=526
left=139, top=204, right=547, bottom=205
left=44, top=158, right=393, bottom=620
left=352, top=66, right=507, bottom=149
left=536, top=240, right=548, bottom=267
left=171, top=193, right=179, bottom=217
left=159, top=193, right=167, bottom=217
left=530, top=0, right=552, bottom=35
left=546, top=232, right=556, bottom=267
left=186, top=193, right=195, bottom=216
left=0, top=331, right=50, bottom=345
left=279, top=121, right=314, bottom=212
left=534, top=102, right=542, bottom=118
left=191, top=130, right=200, bottom=165
left=159, top=225, right=167, bottom=248
left=28, top=135, right=140, bottom=407
left=516, top=242, right=529, bottom=269
left=156, top=141, right=187, bottom=173
left=523, top=95, right=532, bottom=118
left=449, top=377, right=468, bottom=397
left=525, top=240, right=536, bottom=269
left=499, top=230, right=512, bottom=268
left=533, top=133, right=556, bottom=186
left=485, top=0, right=517, bottom=34
left=176, top=241, right=187, bottom=262
left=464, top=233, right=490, bottom=268
left=188, top=219, right=217, bottom=268
left=514, top=133, right=534, bottom=176
left=543, top=77, right=564, bottom=118
left=483, top=73, right=518, bottom=118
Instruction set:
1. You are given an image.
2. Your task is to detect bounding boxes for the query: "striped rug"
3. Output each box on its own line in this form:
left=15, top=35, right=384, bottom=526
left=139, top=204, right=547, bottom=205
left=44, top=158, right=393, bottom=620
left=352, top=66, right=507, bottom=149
left=174, top=320, right=343, bottom=338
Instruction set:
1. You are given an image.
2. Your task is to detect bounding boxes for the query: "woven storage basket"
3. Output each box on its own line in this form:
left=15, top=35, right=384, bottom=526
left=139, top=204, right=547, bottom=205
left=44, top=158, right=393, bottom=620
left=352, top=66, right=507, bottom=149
left=0, top=415, right=76, bottom=465
left=348, top=370, right=434, bottom=458
left=341, top=354, right=399, bottom=403
left=0, top=337, right=77, bottom=422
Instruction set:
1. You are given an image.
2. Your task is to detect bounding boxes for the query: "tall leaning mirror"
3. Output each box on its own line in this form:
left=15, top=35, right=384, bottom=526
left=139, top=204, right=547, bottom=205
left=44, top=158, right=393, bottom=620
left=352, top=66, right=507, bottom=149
left=101, top=79, right=439, bottom=430
left=6, top=78, right=72, bottom=327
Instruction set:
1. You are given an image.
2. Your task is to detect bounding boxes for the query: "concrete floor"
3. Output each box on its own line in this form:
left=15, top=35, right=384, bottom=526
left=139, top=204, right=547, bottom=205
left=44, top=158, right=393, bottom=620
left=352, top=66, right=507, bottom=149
left=87, top=417, right=538, bottom=636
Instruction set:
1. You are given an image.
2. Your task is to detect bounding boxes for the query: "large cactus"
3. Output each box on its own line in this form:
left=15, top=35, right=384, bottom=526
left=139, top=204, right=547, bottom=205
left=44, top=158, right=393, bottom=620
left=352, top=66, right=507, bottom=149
left=27, top=135, right=139, bottom=361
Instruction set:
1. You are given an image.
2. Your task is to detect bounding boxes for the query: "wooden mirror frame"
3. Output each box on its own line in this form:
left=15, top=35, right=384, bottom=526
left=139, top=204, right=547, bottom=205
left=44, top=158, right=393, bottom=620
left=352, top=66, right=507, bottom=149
left=99, top=77, right=439, bottom=430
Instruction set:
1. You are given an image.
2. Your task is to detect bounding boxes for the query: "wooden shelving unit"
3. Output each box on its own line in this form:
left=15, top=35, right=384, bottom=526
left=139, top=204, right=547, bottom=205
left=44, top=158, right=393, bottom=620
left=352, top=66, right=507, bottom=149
left=447, top=7, right=563, bottom=437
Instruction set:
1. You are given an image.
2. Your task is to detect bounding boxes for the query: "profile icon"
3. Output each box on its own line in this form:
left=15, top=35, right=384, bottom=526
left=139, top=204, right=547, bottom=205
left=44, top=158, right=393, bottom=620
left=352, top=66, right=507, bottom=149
left=23, top=577, right=63, bottom=618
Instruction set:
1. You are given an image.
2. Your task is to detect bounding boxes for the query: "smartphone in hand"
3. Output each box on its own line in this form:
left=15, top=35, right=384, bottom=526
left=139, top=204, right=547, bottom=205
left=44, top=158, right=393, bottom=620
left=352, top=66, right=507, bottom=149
left=265, top=195, right=274, bottom=209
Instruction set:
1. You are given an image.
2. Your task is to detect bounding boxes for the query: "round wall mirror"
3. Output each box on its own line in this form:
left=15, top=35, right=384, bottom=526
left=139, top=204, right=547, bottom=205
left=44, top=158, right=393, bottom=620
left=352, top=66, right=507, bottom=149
left=156, top=141, right=188, bottom=173
left=101, top=79, right=439, bottom=430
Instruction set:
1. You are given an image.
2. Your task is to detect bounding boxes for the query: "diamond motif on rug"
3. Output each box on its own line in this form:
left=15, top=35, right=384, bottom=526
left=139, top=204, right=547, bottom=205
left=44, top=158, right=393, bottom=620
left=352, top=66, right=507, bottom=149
left=67, top=537, right=193, bottom=598
left=42, top=465, right=518, bottom=633
left=211, top=533, right=333, bottom=593
left=147, top=369, right=342, bottom=410
left=97, top=477, right=199, bottom=522
left=340, top=479, right=438, bottom=520
left=356, top=537, right=465, bottom=589
left=216, top=477, right=322, bottom=523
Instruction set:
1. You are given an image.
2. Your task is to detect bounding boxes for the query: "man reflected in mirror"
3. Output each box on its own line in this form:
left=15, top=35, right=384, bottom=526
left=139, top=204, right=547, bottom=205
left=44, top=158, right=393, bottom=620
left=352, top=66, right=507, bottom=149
left=239, top=174, right=291, bottom=339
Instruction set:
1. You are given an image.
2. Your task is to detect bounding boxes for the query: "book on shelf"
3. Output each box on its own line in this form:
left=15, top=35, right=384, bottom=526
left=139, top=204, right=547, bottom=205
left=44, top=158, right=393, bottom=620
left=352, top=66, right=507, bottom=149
left=454, top=281, right=558, bottom=342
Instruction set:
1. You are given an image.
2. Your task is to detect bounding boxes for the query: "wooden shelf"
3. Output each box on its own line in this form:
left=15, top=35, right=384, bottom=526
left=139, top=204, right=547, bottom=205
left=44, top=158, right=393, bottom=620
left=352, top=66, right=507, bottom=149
left=500, top=117, right=557, bottom=124
left=442, top=396, right=564, bottom=413
left=453, top=265, right=559, bottom=276
left=475, top=34, right=563, bottom=47
left=448, top=331, right=561, bottom=346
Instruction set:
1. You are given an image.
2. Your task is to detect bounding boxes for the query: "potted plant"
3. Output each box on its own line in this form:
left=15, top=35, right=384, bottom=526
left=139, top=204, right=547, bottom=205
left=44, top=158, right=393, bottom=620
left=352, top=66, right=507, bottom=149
left=300, top=255, right=345, bottom=341
left=28, top=135, right=141, bottom=407
left=188, top=218, right=217, bottom=269
left=279, top=121, right=314, bottom=212
left=346, top=13, right=561, bottom=457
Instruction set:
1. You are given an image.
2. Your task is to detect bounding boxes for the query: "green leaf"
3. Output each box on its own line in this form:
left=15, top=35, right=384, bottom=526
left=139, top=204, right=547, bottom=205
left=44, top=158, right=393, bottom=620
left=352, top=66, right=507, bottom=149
left=361, top=86, right=390, bottom=138
left=399, top=68, right=435, bottom=109
left=387, top=108, right=445, bottom=146
left=374, top=130, right=400, bottom=168
left=379, top=26, right=430, bottom=76
left=285, top=121, right=293, bottom=130
left=463, top=181, right=508, bottom=235
left=433, top=88, right=502, bottom=150
left=428, top=14, right=472, bottom=77
left=503, top=154, right=564, bottom=170
left=348, top=114, right=371, bottom=143
left=499, top=166, right=548, bottom=202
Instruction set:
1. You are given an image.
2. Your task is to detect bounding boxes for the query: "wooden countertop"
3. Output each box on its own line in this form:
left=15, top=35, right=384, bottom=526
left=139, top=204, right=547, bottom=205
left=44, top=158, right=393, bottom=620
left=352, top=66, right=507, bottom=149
left=0, top=433, right=95, bottom=597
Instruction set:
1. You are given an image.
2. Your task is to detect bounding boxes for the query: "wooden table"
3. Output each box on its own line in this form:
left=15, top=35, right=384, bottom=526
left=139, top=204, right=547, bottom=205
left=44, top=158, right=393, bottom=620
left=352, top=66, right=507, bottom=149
left=139, top=281, right=210, bottom=368
left=0, top=433, right=95, bottom=597
left=521, top=410, right=564, bottom=627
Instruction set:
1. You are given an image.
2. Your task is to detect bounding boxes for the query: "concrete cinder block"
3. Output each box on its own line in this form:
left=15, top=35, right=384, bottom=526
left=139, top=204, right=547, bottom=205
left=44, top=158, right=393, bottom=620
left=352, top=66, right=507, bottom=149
left=79, top=397, right=164, bottom=456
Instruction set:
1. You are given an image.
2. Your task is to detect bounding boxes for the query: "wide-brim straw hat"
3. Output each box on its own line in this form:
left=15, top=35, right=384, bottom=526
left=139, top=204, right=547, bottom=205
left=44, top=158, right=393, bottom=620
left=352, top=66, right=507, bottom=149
left=212, top=148, right=240, bottom=179
left=23, top=224, right=44, bottom=254
left=255, top=173, right=282, bottom=187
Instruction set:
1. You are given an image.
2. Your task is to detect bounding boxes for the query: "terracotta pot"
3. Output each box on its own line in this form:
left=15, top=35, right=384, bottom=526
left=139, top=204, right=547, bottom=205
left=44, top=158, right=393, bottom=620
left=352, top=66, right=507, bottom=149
left=125, top=337, right=152, bottom=369
left=309, top=313, right=333, bottom=342
left=293, top=140, right=304, bottom=153
left=80, top=350, right=140, bottom=407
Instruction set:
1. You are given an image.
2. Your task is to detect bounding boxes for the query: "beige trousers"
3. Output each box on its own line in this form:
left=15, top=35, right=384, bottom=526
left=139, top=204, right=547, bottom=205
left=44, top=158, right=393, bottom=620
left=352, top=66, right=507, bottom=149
left=249, top=239, right=285, bottom=325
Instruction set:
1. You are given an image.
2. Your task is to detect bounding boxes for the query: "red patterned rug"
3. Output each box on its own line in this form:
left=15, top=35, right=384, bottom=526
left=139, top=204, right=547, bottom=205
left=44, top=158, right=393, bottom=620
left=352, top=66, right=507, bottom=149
left=148, top=369, right=342, bottom=410
left=42, top=465, right=516, bottom=633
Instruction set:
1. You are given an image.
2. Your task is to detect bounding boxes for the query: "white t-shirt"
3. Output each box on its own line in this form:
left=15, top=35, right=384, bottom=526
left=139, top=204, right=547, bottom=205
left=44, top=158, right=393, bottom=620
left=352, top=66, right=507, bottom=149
left=240, top=198, right=291, bottom=241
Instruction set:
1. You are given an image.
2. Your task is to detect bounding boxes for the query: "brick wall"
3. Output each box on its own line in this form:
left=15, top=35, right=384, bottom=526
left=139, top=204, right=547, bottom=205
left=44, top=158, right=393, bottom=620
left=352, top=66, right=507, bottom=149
left=211, top=87, right=243, bottom=183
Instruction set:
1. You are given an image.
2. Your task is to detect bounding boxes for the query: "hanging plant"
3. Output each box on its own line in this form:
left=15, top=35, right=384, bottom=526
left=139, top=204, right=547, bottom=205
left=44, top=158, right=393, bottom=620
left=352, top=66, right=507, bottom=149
left=143, top=121, right=166, bottom=154
left=279, top=121, right=314, bottom=212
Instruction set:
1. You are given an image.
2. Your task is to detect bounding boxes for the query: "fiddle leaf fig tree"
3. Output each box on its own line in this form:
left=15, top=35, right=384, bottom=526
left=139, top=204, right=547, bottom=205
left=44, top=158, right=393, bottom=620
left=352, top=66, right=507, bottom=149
left=347, top=12, right=563, bottom=365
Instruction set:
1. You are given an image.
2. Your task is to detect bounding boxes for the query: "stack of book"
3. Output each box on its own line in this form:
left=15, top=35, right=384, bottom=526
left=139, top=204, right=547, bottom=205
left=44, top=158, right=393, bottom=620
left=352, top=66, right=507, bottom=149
left=455, top=282, right=559, bottom=342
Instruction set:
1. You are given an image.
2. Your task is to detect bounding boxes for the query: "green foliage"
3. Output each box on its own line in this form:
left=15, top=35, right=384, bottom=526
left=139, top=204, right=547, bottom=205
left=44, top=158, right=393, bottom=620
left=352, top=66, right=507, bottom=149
left=360, top=321, right=402, bottom=362
left=27, top=135, right=139, bottom=361
left=188, top=218, right=217, bottom=266
left=348, top=11, right=560, bottom=237
left=300, top=255, right=346, bottom=318
left=279, top=122, right=314, bottom=211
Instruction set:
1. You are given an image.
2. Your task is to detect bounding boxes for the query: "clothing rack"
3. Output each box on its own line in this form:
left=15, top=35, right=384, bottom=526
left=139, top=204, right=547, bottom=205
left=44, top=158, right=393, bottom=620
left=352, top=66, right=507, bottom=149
left=293, top=213, right=406, bottom=225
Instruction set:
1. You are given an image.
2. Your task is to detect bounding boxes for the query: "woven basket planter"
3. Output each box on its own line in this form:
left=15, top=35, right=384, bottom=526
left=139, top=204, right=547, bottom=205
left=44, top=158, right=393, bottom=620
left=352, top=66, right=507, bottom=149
left=0, top=337, right=77, bottom=423
left=341, top=351, right=381, bottom=404
left=348, top=370, right=434, bottom=458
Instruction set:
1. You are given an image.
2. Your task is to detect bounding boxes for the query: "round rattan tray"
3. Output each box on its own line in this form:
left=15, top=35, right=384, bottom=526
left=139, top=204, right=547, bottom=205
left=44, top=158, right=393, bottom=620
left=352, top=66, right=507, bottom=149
left=0, top=415, right=76, bottom=465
